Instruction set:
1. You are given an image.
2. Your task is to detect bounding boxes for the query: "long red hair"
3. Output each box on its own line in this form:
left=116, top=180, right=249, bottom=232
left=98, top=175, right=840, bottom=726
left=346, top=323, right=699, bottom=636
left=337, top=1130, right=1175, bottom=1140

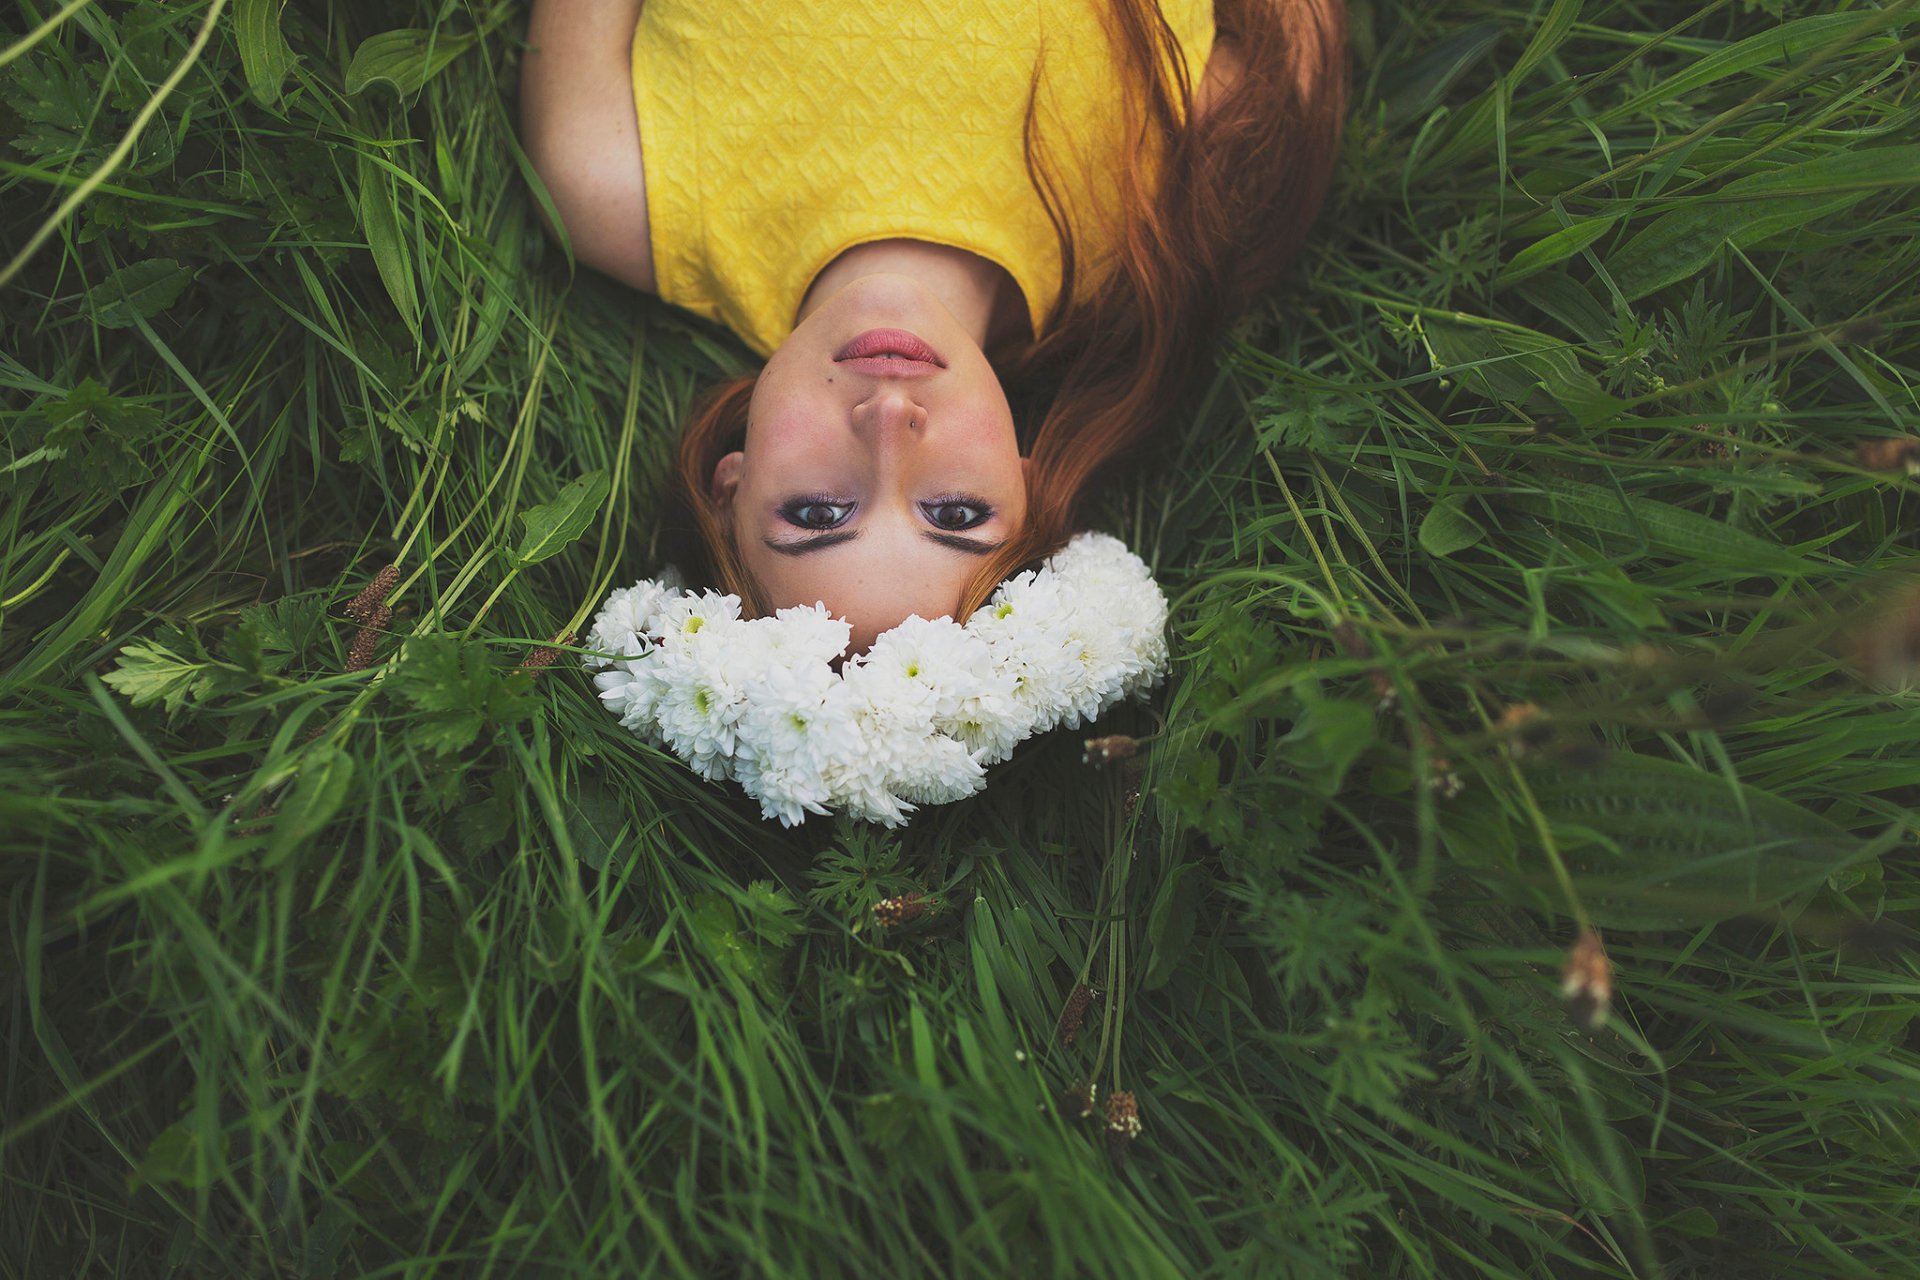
left=668, top=0, right=1348, bottom=621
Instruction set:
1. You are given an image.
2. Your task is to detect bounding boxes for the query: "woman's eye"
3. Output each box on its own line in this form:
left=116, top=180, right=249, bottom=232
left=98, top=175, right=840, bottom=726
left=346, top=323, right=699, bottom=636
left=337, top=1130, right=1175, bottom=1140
left=923, top=499, right=991, bottom=530
left=782, top=498, right=853, bottom=529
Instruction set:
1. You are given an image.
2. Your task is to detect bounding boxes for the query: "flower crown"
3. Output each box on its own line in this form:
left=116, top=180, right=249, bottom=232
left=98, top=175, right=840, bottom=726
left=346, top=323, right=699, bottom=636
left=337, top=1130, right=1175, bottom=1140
left=583, top=532, right=1169, bottom=827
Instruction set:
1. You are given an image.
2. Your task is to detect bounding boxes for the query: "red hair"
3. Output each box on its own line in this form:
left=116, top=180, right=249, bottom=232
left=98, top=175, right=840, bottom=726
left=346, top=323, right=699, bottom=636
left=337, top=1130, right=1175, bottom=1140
left=670, top=0, right=1348, bottom=620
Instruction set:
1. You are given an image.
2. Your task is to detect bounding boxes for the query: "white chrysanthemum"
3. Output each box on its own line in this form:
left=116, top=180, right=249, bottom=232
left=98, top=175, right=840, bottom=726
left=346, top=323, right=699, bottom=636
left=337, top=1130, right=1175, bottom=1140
left=586, top=533, right=1169, bottom=825
left=968, top=575, right=1081, bottom=734
left=816, top=674, right=932, bottom=828
left=887, top=731, right=987, bottom=806
left=654, top=589, right=742, bottom=651
left=1038, top=534, right=1170, bottom=724
left=765, top=602, right=852, bottom=666
left=859, top=615, right=997, bottom=721
left=583, top=580, right=676, bottom=669
left=647, top=638, right=753, bottom=778
left=732, top=661, right=841, bottom=826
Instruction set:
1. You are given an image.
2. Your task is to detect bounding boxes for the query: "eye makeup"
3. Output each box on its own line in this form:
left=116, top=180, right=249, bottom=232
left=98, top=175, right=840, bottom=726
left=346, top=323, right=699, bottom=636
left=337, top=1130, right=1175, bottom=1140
left=920, top=494, right=995, bottom=530
left=778, top=494, right=855, bottom=530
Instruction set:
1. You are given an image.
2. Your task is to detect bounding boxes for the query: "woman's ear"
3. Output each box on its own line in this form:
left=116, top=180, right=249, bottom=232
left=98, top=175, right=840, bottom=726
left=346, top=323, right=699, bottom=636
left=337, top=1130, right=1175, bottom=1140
left=710, top=451, right=745, bottom=509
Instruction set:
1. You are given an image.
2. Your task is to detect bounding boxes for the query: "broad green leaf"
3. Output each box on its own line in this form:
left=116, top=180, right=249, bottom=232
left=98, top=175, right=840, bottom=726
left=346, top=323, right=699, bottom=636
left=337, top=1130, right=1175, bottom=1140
left=357, top=156, right=418, bottom=335
left=513, top=470, right=610, bottom=566
left=1441, top=753, right=1866, bottom=928
left=1275, top=688, right=1376, bottom=797
left=1500, top=216, right=1615, bottom=283
left=1427, top=320, right=1621, bottom=423
left=1418, top=496, right=1486, bottom=558
left=234, top=0, right=297, bottom=108
left=558, top=778, right=628, bottom=871
left=266, top=746, right=354, bottom=864
left=1512, top=272, right=1614, bottom=344
left=344, top=27, right=477, bottom=97
left=93, top=259, right=191, bottom=329
left=1661, top=1207, right=1720, bottom=1239
left=690, top=892, right=770, bottom=988
left=133, top=1120, right=225, bottom=1191
left=1497, top=475, right=1809, bottom=577
left=1611, top=146, right=1920, bottom=299
left=1141, top=864, right=1201, bottom=991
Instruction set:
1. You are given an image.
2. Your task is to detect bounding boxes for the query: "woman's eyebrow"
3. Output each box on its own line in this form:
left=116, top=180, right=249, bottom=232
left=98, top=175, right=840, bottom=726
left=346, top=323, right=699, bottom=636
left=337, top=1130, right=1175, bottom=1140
left=763, top=529, right=862, bottom=557
left=760, top=530, right=1005, bottom=558
left=922, top=531, right=1004, bottom=556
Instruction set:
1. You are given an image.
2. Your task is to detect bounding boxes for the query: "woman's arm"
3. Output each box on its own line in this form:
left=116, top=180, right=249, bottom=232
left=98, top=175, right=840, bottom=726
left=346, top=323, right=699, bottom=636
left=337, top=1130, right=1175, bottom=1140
left=519, top=0, right=655, bottom=291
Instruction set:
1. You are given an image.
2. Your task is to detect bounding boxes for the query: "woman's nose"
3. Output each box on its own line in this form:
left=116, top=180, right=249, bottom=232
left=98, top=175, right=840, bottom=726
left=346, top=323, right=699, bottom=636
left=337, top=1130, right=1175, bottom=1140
left=852, top=388, right=925, bottom=437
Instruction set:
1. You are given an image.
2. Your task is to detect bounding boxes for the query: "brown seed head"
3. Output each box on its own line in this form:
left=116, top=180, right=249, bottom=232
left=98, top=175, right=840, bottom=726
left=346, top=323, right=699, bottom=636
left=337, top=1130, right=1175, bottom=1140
left=872, top=891, right=929, bottom=927
left=520, top=630, right=576, bottom=675
left=344, top=564, right=399, bottom=623
left=1498, top=702, right=1553, bottom=756
left=1104, top=1089, right=1141, bottom=1138
left=1854, top=584, right=1920, bottom=691
left=1082, top=735, right=1141, bottom=766
left=1057, top=982, right=1097, bottom=1046
left=1560, top=928, right=1613, bottom=1032
left=1855, top=438, right=1920, bottom=475
left=345, top=604, right=392, bottom=672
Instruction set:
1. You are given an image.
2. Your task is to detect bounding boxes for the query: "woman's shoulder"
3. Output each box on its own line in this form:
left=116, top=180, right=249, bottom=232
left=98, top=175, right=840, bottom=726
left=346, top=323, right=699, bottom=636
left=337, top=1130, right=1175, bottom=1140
left=519, top=1, right=654, bottom=292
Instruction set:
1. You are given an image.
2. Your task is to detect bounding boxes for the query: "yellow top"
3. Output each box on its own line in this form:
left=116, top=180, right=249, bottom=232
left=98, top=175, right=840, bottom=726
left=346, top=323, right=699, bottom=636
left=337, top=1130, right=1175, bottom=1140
left=631, top=0, right=1215, bottom=357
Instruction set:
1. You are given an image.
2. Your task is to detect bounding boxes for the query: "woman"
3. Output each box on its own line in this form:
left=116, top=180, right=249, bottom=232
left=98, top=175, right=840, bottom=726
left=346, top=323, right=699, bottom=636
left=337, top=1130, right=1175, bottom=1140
left=519, top=0, right=1348, bottom=655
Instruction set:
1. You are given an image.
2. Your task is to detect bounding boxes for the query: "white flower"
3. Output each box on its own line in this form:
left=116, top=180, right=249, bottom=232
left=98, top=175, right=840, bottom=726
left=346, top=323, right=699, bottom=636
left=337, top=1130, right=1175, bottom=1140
left=648, top=640, right=750, bottom=776
left=654, top=589, right=742, bottom=651
left=765, top=602, right=852, bottom=665
left=584, top=580, right=673, bottom=668
left=859, top=615, right=995, bottom=721
left=967, top=569, right=1076, bottom=733
left=588, top=532, right=1169, bottom=825
left=733, top=661, right=841, bottom=826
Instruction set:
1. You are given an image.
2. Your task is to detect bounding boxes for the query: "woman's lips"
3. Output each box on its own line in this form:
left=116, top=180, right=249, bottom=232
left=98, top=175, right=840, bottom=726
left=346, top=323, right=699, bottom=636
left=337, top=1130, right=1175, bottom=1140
left=834, top=328, right=946, bottom=377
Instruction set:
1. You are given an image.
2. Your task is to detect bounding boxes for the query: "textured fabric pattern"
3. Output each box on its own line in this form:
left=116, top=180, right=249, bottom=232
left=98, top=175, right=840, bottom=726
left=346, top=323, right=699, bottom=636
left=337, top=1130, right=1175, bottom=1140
left=631, top=0, right=1214, bottom=357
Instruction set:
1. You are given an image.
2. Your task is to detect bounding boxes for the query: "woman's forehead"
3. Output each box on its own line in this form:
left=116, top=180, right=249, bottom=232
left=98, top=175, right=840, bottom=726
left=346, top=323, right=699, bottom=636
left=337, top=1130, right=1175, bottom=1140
left=749, top=526, right=991, bottom=651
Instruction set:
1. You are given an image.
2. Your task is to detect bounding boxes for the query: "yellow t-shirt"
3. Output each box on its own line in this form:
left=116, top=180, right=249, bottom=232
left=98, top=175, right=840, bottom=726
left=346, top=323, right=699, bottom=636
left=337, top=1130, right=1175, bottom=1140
left=631, top=0, right=1215, bottom=357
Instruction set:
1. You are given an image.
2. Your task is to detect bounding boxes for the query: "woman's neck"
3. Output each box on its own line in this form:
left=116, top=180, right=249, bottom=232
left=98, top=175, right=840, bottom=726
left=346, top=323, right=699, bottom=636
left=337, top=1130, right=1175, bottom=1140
left=796, top=239, right=1029, bottom=350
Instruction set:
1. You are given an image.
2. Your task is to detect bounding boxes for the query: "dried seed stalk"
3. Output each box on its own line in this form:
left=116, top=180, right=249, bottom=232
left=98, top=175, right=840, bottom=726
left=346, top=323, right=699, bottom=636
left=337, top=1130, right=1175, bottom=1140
left=872, top=891, right=929, bottom=927
left=1057, top=982, right=1097, bottom=1046
left=345, top=603, right=391, bottom=673
left=521, top=630, right=576, bottom=674
left=1104, top=1089, right=1141, bottom=1165
left=344, top=564, right=399, bottom=623
left=1082, top=735, right=1141, bottom=766
left=1561, top=928, right=1613, bottom=1031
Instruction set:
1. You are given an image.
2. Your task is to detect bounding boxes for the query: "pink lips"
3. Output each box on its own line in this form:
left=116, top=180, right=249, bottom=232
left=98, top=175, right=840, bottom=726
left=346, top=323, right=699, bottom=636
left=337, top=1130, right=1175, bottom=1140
left=833, top=328, right=946, bottom=377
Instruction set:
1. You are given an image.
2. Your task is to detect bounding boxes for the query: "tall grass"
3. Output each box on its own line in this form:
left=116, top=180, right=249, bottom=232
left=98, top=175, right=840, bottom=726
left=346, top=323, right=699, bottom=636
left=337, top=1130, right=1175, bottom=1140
left=3, top=0, right=1918, bottom=1275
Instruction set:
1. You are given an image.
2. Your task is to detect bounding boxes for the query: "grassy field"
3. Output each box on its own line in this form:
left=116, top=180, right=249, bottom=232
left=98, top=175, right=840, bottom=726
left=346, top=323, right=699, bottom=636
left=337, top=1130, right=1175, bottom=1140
left=4, top=0, right=1919, bottom=1275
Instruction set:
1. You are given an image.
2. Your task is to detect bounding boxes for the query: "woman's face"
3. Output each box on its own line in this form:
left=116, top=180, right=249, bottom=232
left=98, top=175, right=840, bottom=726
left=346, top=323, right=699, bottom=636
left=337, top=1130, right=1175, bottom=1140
left=710, top=273, right=1028, bottom=653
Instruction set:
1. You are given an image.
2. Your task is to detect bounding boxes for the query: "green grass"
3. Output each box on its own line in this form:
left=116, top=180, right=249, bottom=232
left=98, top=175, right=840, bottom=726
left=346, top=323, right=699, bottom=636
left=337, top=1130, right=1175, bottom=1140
left=4, top=0, right=1919, bottom=1275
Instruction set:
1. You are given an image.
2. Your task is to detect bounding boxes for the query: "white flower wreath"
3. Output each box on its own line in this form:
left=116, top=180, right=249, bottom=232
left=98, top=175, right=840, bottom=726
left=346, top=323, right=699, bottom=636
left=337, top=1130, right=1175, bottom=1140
left=583, top=532, right=1169, bottom=827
